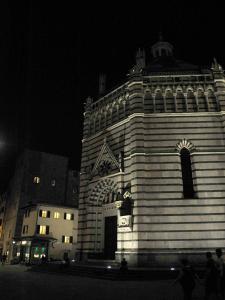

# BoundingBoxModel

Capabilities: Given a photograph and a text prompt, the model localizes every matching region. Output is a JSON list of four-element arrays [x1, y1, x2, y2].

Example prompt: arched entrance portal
[[89, 179, 119, 259]]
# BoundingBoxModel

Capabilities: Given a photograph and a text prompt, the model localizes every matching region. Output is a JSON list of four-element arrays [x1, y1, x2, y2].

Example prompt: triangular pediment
[[91, 138, 121, 177]]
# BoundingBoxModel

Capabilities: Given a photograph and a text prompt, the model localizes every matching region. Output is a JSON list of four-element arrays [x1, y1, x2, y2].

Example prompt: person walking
[[120, 258, 128, 272], [204, 251, 220, 300], [215, 248, 225, 299], [172, 258, 198, 300], [1, 253, 7, 265]]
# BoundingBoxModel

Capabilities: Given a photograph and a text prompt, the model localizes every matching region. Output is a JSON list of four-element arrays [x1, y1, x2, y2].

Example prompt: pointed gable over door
[[91, 137, 121, 178]]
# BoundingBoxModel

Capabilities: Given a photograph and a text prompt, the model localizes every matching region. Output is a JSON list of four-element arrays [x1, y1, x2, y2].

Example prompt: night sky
[[1, 2, 225, 190]]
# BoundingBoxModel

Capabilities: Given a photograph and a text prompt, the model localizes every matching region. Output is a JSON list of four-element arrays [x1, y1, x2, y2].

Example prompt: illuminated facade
[[78, 37, 225, 266], [16, 203, 78, 263], [2, 149, 79, 262], [0, 195, 6, 255]]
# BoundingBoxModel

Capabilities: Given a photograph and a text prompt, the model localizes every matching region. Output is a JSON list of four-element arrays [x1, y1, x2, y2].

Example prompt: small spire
[[212, 57, 223, 71], [99, 73, 106, 95], [135, 48, 146, 69], [84, 96, 93, 111], [158, 32, 163, 42]]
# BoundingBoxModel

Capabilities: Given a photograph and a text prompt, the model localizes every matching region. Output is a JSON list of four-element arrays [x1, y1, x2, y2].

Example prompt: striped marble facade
[[78, 42, 225, 266]]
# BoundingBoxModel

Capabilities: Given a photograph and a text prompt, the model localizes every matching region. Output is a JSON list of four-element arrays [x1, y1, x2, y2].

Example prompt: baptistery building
[[78, 37, 225, 266]]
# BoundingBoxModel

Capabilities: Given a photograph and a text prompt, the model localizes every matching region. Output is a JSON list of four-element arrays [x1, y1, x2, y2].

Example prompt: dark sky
[[1, 1, 225, 190]]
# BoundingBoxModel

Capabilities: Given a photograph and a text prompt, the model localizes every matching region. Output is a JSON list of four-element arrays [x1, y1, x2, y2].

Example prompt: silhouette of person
[[215, 248, 225, 299], [1, 253, 7, 265], [120, 258, 128, 272], [204, 252, 219, 300], [41, 254, 48, 264], [63, 253, 70, 268], [172, 258, 198, 300]]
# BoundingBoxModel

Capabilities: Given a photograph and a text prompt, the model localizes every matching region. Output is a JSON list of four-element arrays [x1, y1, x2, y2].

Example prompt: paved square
[[0, 265, 205, 300]]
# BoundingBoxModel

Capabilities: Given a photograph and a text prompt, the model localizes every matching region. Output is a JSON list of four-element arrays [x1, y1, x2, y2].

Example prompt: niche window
[[180, 148, 195, 198]]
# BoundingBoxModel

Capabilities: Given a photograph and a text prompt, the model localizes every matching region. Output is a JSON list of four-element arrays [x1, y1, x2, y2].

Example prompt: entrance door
[[104, 216, 117, 259]]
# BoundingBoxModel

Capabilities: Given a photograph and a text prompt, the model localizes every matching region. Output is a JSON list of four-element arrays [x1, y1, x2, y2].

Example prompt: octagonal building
[[78, 37, 225, 267]]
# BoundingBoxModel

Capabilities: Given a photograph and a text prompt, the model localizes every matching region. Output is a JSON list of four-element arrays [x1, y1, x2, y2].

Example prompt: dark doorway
[[104, 216, 117, 259]]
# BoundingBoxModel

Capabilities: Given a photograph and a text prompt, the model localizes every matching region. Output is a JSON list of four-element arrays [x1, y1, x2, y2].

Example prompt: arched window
[[207, 90, 218, 111], [165, 90, 175, 112], [144, 92, 154, 113], [155, 91, 164, 112], [187, 90, 197, 112], [180, 148, 194, 198], [197, 90, 207, 111], [176, 91, 186, 112]]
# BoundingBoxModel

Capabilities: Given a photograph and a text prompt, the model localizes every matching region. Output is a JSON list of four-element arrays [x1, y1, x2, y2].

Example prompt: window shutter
[[46, 226, 49, 235], [39, 210, 42, 217], [64, 213, 66, 220], [47, 211, 51, 218], [36, 225, 40, 234], [71, 214, 74, 220], [69, 236, 73, 244], [22, 226, 25, 234], [62, 235, 65, 243]]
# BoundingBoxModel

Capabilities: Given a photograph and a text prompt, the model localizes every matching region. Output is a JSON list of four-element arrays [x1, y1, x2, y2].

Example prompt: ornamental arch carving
[[176, 139, 196, 153], [89, 179, 119, 207]]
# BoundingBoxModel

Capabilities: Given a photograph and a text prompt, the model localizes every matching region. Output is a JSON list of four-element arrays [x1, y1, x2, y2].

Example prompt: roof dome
[[151, 33, 174, 58]]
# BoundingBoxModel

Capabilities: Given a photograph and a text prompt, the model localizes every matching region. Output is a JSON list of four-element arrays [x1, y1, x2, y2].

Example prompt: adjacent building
[[78, 37, 225, 266], [15, 203, 78, 263], [2, 149, 79, 261], [0, 194, 6, 254]]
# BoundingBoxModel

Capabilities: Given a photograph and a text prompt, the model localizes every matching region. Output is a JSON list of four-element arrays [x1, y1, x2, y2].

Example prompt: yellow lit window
[[64, 213, 74, 220], [39, 226, 46, 234], [62, 235, 73, 243], [41, 210, 47, 218], [37, 225, 49, 235], [66, 214, 71, 220], [65, 236, 70, 243], [33, 177, 40, 184], [54, 212, 60, 219], [39, 210, 50, 218]]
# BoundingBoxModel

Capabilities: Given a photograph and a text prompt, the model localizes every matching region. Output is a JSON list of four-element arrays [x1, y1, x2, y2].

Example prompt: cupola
[[151, 33, 174, 58]]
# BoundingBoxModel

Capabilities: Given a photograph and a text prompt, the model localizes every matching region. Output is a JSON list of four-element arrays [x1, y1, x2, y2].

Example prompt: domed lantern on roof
[[151, 33, 174, 58]]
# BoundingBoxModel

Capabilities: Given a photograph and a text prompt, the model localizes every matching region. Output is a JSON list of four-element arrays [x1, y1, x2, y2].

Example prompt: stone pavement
[[0, 264, 205, 300]]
